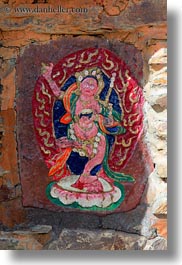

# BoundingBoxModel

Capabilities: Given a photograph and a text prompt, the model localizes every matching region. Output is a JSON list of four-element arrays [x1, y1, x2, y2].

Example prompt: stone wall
[[0, 0, 167, 250]]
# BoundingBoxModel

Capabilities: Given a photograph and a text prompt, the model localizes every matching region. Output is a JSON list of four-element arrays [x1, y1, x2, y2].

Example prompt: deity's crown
[[75, 67, 102, 83], [75, 67, 116, 95], [75, 67, 105, 94]]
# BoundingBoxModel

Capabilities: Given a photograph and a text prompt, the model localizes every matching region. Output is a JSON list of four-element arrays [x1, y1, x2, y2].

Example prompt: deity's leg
[[79, 134, 106, 184]]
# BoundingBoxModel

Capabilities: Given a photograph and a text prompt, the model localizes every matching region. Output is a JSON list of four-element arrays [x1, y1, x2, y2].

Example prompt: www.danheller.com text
[[0, 5, 89, 14]]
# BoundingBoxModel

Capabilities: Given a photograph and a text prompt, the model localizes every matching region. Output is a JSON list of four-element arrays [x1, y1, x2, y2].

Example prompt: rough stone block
[[0, 30, 51, 47], [144, 236, 167, 250], [144, 67, 167, 112], [102, 204, 156, 238], [0, 198, 26, 228], [149, 48, 167, 65], [0, 225, 52, 250], [1, 68, 16, 110], [0, 0, 166, 36], [46, 228, 147, 250], [0, 47, 19, 60], [145, 171, 167, 206], [156, 158, 167, 179], [0, 109, 19, 187], [100, 0, 166, 28], [152, 195, 167, 216]]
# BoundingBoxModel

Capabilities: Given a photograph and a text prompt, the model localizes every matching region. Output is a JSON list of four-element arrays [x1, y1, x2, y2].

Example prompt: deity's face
[[80, 77, 98, 96]]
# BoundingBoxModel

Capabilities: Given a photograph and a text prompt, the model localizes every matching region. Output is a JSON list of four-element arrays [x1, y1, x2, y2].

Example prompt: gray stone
[[101, 205, 156, 239], [144, 237, 167, 250], [145, 171, 167, 205], [0, 225, 53, 250], [60, 212, 101, 230], [114, 233, 147, 250], [45, 228, 147, 250], [30, 225, 52, 234], [0, 231, 43, 250], [0, 236, 19, 250]]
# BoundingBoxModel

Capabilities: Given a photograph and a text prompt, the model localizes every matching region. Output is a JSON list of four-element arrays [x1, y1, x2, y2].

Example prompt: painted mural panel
[[32, 47, 145, 212]]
